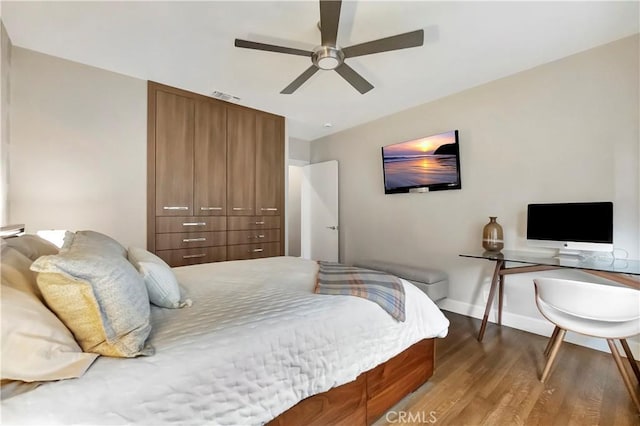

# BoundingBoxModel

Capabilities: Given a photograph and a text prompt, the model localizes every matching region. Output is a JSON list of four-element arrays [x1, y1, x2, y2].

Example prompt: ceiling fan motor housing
[[312, 45, 344, 70]]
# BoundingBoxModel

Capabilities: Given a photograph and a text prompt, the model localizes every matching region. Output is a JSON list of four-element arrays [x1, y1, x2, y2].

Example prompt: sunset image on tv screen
[[382, 130, 460, 192]]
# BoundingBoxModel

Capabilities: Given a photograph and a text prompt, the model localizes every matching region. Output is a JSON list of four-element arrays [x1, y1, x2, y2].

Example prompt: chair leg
[[619, 338, 640, 383], [544, 326, 561, 358], [607, 339, 640, 412], [541, 328, 566, 383]]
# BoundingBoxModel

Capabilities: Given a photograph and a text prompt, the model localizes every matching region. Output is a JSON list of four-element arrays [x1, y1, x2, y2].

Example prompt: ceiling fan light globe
[[312, 45, 344, 70], [317, 56, 340, 70]]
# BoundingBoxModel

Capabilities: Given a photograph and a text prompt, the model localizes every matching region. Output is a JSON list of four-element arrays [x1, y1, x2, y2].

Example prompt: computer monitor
[[526, 202, 613, 255]]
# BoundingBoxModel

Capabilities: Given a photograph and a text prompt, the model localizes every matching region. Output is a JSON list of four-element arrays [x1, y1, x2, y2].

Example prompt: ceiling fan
[[234, 0, 424, 94]]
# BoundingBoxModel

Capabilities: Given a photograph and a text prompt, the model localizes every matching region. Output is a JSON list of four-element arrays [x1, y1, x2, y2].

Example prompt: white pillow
[[1, 245, 98, 382], [5, 234, 59, 261], [1, 284, 99, 382], [127, 247, 192, 309]]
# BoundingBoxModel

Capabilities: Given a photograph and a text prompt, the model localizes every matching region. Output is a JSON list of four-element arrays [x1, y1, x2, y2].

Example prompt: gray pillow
[[61, 230, 126, 258], [31, 234, 153, 358]]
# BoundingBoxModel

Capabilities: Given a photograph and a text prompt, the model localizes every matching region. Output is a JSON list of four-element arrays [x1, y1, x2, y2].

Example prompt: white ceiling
[[2, 1, 639, 141]]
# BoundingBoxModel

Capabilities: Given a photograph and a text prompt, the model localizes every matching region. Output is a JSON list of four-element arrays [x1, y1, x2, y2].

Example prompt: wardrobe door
[[195, 100, 227, 216], [255, 113, 284, 217], [227, 108, 256, 216], [155, 91, 194, 216]]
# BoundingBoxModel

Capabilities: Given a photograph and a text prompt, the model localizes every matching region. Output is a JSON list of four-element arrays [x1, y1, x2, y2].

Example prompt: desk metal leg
[[478, 259, 504, 342]]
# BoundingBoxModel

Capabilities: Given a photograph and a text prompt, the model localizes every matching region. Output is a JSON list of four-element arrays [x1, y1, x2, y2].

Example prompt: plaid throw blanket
[[315, 262, 406, 322]]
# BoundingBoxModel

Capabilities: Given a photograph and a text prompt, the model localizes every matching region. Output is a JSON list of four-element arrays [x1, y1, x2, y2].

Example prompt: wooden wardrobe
[[147, 82, 285, 267]]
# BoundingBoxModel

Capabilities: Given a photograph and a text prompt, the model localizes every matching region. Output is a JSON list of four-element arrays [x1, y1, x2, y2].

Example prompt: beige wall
[[10, 47, 299, 251], [9, 47, 147, 247], [6, 32, 638, 351], [287, 165, 303, 257], [1, 21, 11, 226], [311, 36, 639, 347], [289, 137, 310, 163], [287, 137, 310, 257]]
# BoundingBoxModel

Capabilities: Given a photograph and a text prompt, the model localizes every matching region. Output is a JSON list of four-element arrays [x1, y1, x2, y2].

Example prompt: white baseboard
[[437, 298, 639, 360]]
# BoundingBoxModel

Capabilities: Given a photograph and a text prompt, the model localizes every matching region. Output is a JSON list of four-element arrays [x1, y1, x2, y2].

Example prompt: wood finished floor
[[374, 311, 639, 426]]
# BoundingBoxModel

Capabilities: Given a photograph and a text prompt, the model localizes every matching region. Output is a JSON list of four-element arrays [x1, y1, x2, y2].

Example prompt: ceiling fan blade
[[319, 0, 342, 46], [281, 66, 320, 94], [335, 63, 373, 94], [235, 39, 312, 57], [343, 29, 424, 58]]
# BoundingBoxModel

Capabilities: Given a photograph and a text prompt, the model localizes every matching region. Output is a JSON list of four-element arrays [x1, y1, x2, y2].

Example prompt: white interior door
[[301, 160, 339, 262]]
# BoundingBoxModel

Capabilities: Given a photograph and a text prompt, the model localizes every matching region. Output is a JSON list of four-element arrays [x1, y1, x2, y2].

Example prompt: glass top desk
[[459, 250, 640, 342]]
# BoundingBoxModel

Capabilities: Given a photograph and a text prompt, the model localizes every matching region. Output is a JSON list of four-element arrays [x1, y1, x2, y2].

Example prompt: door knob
[[326, 226, 338, 230]]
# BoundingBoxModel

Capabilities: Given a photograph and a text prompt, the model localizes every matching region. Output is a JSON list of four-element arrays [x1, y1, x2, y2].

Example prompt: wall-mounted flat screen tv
[[381, 130, 461, 194]]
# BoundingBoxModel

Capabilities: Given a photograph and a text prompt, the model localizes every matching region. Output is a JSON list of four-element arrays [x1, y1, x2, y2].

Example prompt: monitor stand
[[553, 249, 585, 262]]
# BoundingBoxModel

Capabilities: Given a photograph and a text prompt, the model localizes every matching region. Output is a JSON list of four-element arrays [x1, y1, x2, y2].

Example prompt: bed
[[1, 232, 449, 425]]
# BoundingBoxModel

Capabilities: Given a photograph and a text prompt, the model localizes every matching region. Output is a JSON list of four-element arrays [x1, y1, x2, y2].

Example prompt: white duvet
[[1, 257, 449, 426]]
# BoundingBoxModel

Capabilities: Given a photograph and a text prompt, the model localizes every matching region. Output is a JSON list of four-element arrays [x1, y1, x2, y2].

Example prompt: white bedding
[[1, 257, 449, 426]]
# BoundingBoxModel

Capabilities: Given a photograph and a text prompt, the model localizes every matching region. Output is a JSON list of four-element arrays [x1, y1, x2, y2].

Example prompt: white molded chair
[[533, 278, 640, 412]]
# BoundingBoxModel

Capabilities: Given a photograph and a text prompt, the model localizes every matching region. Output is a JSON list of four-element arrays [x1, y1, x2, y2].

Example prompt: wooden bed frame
[[268, 338, 435, 425]]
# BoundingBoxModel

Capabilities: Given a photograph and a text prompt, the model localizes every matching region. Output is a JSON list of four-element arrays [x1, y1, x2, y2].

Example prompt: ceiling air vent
[[211, 91, 240, 102]]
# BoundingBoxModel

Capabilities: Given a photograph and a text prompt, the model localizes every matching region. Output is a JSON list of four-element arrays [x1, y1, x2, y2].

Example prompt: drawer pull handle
[[260, 208, 278, 211], [247, 234, 265, 239], [183, 222, 206, 226], [200, 207, 222, 211], [250, 248, 264, 253], [255, 221, 265, 225], [232, 207, 253, 211], [183, 253, 206, 259], [163, 206, 189, 210], [183, 238, 206, 242]]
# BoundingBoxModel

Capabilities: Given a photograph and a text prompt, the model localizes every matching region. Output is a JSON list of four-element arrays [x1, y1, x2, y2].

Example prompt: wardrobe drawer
[[227, 242, 281, 261], [156, 216, 227, 233], [156, 247, 227, 267], [227, 216, 280, 231], [155, 231, 226, 250], [227, 229, 280, 246]]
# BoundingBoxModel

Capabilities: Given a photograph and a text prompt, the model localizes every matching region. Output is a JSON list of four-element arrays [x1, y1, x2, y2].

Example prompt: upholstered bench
[[354, 260, 449, 302]]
